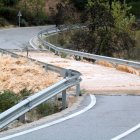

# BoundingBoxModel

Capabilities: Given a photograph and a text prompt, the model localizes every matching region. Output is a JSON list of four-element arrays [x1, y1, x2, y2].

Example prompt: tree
[[55, 2, 80, 26], [1, 0, 20, 6], [17, 0, 47, 25], [68, 0, 135, 57], [111, 1, 135, 37], [70, 0, 88, 10], [19, 0, 45, 17]]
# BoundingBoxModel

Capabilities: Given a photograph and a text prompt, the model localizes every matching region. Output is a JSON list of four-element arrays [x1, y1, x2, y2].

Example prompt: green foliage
[[0, 90, 20, 112], [70, 0, 88, 10], [0, 0, 20, 6], [111, 1, 135, 37], [60, 52, 67, 58], [0, 89, 33, 112], [36, 102, 60, 117], [86, 0, 114, 31], [129, 1, 140, 18], [18, 0, 47, 26], [0, 7, 18, 24], [0, 0, 47, 26], [55, 3, 80, 26], [63, 0, 136, 57], [20, 0, 45, 17], [69, 29, 135, 57], [0, 18, 9, 27], [19, 88, 32, 99]]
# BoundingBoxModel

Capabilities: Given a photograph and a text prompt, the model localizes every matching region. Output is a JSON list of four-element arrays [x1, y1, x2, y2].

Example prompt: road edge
[[0, 95, 96, 140]]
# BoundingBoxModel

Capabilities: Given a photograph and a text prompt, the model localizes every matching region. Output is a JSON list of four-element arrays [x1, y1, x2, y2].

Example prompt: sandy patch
[[16, 51, 140, 95], [0, 54, 60, 93]]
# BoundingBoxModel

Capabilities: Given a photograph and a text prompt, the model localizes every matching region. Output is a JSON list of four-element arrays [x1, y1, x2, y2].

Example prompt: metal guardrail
[[0, 48, 81, 129], [38, 25, 140, 69]]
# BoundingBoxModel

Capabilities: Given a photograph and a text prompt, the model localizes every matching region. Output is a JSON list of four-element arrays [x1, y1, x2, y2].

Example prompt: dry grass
[[96, 60, 140, 76], [96, 60, 114, 68], [0, 54, 60, 94], [116, 65, 140, 76]]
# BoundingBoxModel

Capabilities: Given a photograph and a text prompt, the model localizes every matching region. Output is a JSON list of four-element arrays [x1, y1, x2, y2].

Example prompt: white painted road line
[[29, 37, 39, 50], [0, 95, 96, 140], [111, 123, 140, 140]]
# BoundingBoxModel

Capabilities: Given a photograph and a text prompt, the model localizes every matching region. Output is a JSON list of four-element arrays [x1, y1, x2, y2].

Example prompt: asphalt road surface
[[1, 26, 140, 140], [0, 26, 52, 49], [1, 95, 140, 140]]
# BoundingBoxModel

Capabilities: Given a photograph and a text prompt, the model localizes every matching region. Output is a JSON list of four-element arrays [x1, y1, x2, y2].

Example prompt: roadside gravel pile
[[0, 54, 59, 93]]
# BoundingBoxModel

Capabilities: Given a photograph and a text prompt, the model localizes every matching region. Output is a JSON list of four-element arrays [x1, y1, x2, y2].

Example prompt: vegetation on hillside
[[0, 0, 139, 27], [0, 0, 139, 58], [0, 0, 48, 26], [0, 55, 60, 114], [0, 89, 31, 112], [130, 1, 140, 18], [52, 0, 138, 58]]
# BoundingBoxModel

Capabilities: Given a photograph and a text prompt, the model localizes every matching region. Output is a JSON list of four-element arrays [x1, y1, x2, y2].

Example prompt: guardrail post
[[62, 90, 67, 109], [76, 83, 81, 96], [67, 70, 72, 77], [18, 114, 26, 123], [55, 50, 58, 55], [45, 64, 48, 71], [49, 46, 51, 52]]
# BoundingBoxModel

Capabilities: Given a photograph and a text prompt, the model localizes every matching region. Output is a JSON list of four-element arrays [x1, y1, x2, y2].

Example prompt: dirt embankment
[[0, 54, 60, 94]]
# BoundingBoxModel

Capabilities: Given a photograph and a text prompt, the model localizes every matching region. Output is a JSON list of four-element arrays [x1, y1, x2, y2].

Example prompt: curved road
[[0, 26, 52, 49], [1, 95, 140, 140], [0, 26, 140, 140]]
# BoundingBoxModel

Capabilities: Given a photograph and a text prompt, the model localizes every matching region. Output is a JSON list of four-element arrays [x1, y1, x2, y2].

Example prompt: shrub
[[0, 7, 18, 24], [19, 88, 32, 99], [1, 0, 20, 6], [0, 90, 20, 112], [20, 19, 29, 27], [61, 52, 67, 58], [0, 18, 9, 27], [130, 1, 140, 18], [36, 102, 60, 117], [0, 89, 33, 113]]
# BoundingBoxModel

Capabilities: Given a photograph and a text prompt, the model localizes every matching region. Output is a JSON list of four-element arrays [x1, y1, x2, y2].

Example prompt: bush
[[20, 19, 29, 27], [0, 90, 20, 112], [1, 0, 20, 6], [0, 18, 9, 27], [36, 102, 60, 117], [0, 7, 18, 24], [19, 88, 32, 99], [19, 9, 48, 26], [0, 89, 33, 113], [60, 52, 67, 58], [130, 2, 140, 18]]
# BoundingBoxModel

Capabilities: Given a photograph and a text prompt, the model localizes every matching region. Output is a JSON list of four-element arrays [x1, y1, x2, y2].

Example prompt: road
[[0, 26, 53, 49], [0, 26, 140, 140], [1, 95, 140, 140]]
